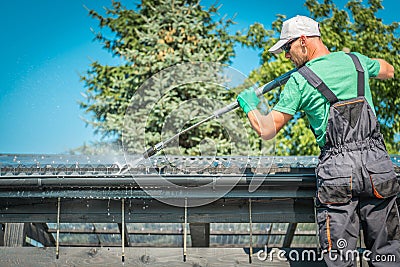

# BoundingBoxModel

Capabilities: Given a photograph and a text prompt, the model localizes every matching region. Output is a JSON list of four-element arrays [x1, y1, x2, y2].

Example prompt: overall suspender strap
[[346, 53, 365, 97], [298, 53, 366, 103], [298, 66, 339, 104]]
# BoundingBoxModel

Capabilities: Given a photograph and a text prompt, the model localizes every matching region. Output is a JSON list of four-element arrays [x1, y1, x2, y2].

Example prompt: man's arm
[[374, 58, 394, 79], [247, 109, 293, 140]]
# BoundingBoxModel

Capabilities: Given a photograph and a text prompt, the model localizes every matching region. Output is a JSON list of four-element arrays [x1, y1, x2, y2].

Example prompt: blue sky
[[0, 0, 398, 154]]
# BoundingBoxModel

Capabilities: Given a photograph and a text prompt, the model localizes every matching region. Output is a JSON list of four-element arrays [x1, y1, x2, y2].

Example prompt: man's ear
[[300, 36, 306, 46]]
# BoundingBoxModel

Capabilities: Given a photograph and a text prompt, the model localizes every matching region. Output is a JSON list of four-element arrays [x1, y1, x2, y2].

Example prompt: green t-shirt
[[273, 51, 381, 147]]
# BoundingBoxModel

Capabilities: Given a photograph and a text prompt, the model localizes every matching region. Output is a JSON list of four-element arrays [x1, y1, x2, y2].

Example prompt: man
[[237, 15, 400, 266]]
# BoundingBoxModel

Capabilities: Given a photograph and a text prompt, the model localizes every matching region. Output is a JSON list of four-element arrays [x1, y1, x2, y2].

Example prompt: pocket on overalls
[[317, 164, 352, 204], [366, 157, 400, 198]]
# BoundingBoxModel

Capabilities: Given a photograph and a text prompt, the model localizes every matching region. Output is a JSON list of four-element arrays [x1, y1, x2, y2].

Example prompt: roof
[[0, 154, 398, 266]]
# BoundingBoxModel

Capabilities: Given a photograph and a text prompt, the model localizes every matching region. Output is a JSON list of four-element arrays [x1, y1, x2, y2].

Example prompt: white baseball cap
[[268, 15, 320, 54]]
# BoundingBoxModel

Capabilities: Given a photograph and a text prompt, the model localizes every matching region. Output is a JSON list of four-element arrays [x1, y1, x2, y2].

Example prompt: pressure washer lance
[[142, 68, 297, 159], [117, 68, 297, 174]]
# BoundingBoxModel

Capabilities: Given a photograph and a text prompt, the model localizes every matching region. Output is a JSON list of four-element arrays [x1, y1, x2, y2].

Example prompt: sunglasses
[[282, 38, 299, 53]]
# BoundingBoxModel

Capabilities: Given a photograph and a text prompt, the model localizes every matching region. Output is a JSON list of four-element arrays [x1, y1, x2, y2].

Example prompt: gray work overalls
[[299, 53, 400, 267]]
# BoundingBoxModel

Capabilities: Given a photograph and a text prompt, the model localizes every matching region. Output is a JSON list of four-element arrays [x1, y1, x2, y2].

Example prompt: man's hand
[[237, 88, 260, 115]]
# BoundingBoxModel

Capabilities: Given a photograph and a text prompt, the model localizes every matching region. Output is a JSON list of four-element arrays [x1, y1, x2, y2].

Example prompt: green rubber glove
[[237, 88, 260, 115]]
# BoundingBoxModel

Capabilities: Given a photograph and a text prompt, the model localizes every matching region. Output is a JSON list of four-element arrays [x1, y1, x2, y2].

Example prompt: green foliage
[[275, 117, 321, 156], [243, 0, 400, 155], [80, 0, 246, 155]]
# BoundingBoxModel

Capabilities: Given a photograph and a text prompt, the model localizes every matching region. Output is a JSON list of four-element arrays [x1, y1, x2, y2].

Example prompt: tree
[[243, 0, 400, 155], [80, 0, 255, 156]]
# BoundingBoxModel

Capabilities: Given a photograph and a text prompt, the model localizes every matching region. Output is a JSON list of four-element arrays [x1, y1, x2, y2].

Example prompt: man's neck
[[308, 41, 330, 61]]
